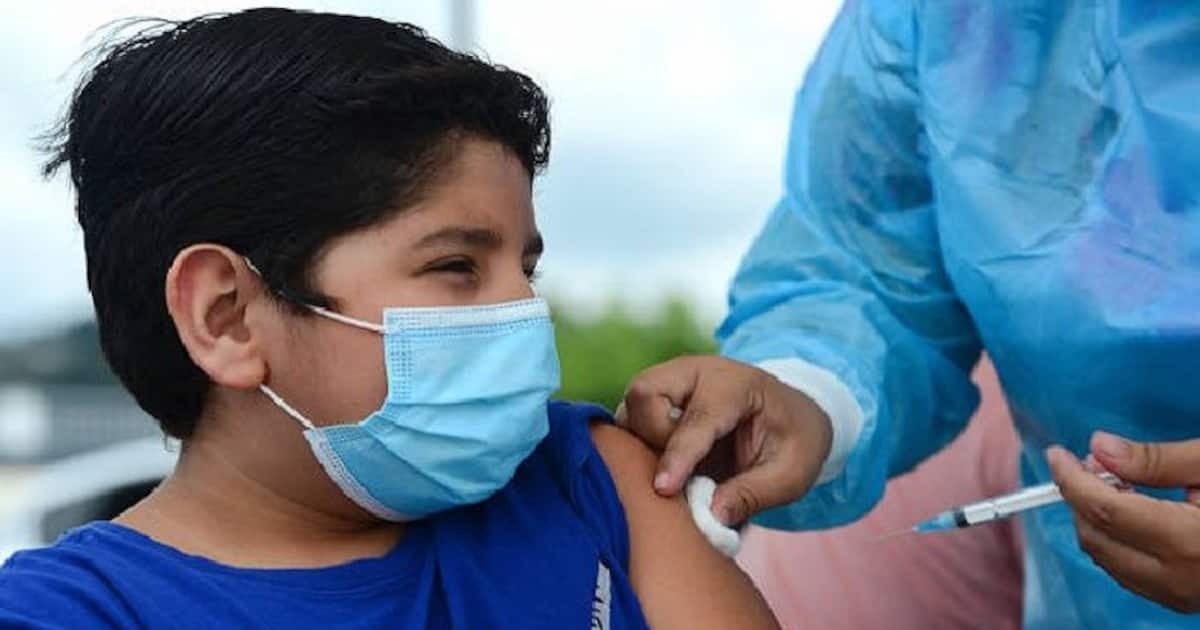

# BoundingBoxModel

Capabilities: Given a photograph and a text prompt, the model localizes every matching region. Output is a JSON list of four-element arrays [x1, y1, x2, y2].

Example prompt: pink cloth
[[737, 358, 1024, 629]]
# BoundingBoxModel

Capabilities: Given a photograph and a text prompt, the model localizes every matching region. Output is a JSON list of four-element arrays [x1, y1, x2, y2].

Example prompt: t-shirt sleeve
[[0, 549, 129, 629], [543, 401, 632, 568]]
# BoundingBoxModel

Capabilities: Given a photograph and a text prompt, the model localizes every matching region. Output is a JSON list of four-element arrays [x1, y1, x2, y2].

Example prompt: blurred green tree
[[552, 296, 717, 411]]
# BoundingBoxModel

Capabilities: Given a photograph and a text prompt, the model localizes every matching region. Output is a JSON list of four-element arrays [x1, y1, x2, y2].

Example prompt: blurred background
[[0, 0, 839, 556]]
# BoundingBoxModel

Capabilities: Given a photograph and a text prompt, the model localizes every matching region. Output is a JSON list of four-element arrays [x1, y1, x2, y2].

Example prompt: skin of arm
[[590, 422, 781, 630]]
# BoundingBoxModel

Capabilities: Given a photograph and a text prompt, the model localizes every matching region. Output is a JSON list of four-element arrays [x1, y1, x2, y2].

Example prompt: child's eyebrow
[[413, 226, 543, 257], [414, 226, 502, 250]]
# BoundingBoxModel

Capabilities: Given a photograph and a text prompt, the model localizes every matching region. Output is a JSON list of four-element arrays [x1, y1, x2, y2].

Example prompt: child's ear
[[165, 244, 267, 389]]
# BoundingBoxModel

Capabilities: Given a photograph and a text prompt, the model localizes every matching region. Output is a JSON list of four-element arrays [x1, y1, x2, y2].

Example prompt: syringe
[[912, 471, 1125, 533]]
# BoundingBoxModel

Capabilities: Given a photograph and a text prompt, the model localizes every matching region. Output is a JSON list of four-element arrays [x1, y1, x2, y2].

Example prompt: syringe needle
[[870, 527, 916, 544]]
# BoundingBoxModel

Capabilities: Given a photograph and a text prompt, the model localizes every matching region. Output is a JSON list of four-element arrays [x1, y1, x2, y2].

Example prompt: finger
[[657, 378, 751, 495], [618, 359, 698, 449], [1047, 444, 1088, 486], [618, 388, 675, 447], [1074, 516, 1167, 603], [615, 401, 681, 426], [711, 445, 810, 527], [1091, 431, 1200, 488], [1049, 446, 1197, 553]]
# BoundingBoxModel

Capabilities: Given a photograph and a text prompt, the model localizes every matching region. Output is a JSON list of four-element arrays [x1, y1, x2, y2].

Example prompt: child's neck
[[114, 428, 405, 570]]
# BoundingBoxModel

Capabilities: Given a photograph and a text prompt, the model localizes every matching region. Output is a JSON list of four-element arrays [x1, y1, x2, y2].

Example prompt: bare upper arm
[[589, 422, 780, 630]]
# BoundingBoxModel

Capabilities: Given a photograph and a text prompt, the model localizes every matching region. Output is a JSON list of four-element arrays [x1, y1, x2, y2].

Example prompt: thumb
[[710, 457, 812, 527], [1091, 431, 1200, 488]]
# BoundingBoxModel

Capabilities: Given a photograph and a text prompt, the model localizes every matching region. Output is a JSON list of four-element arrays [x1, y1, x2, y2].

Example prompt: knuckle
[[748, 363, 772, 386], [1086, 500, 1117, 530], [730, 485, 761, 524], [745, 380, 767, 415], [712, 357, 747, 382], [1074, 521, 1108, 560], [624, 378, 656, 402], [675, 354, 708, 372], [1141, 442, 1165, 485], [681, 404, 716, 429], [1077, 528, 1100, 555]]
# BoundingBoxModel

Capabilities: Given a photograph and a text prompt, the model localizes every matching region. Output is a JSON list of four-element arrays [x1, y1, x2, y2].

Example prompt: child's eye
[[430, 258, 477, 275], [524, 267, 542, 282]]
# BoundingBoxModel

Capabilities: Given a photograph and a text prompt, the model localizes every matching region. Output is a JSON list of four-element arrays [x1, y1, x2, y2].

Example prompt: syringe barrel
[[959, 472, 1121, 526], [960, 483, 1060, 524]]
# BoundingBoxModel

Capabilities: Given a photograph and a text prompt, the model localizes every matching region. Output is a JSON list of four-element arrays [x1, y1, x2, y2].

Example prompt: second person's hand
[[1048, 432, 1200, 612], [614, 355, 833, 526]]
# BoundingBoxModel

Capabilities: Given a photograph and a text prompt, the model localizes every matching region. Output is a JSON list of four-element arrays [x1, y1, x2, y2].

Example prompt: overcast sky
[[0, 0, 839, 341]]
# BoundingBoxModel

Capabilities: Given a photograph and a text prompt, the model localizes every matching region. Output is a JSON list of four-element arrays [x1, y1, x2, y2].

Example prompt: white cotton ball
[[685, 476, 741, 558]]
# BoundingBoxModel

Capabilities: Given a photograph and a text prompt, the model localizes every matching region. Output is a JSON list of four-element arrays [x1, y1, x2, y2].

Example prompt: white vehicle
[[0, 437, 177, 563]]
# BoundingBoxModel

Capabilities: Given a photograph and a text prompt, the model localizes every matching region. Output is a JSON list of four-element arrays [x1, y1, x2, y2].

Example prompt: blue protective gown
[[718, 2, 1200, 627]]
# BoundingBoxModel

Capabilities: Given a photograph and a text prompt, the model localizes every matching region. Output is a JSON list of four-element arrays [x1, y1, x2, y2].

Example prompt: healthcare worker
[[616, 2, 1200, 627]]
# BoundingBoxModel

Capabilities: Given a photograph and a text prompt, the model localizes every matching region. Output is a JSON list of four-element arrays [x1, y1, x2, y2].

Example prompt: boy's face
[[257, 137, 544, 429]]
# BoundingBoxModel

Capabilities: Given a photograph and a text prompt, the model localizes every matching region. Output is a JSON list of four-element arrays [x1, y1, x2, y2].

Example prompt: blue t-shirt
[[0, 401, 649, 629]]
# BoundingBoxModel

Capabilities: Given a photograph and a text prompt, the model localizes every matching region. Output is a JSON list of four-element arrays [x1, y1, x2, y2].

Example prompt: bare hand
[[614, 355, 832, 526], [1047, 432, 1200, 613]]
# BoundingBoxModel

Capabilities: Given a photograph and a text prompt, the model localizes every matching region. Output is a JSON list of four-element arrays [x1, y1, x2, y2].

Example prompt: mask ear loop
[[242, 256, 383, 430], [259, 384, 317, 430], [242, 257, 384, 334], [303, 305, 385, 334]]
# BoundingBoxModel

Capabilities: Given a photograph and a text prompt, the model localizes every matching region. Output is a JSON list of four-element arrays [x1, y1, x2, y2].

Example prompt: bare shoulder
[[587, 422, 779, 630], [588, 421, 662, 491]]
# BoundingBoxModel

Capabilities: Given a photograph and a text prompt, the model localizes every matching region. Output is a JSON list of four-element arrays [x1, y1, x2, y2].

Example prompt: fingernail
[[1044, 446, 1075, 470], [717, 505, 735, 527], [653, 472, 670, 492], [1094, 432, 1131, 462]]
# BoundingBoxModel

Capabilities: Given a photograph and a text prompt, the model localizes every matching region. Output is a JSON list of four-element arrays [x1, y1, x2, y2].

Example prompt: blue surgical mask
[[258, 295, 561, 521]]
